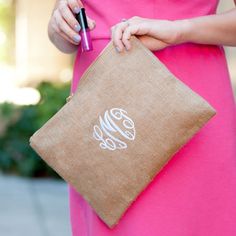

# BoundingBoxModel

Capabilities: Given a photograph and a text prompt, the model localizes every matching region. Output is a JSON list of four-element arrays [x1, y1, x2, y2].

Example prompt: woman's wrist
[[173, 18, 193, 45], [173, 9, 236, 47]]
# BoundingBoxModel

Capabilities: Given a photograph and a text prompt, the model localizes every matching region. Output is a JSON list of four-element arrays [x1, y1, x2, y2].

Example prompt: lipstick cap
[[76, 8, 88, 29]]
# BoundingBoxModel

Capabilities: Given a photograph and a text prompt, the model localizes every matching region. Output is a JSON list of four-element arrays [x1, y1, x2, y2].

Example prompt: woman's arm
[[184, 8, 236, 47], [48, 0, 95, 54], [111, 4, 236, 52]]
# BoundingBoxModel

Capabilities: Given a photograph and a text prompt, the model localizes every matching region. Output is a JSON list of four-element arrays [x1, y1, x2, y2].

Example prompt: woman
[[48, 0, 236, 235]]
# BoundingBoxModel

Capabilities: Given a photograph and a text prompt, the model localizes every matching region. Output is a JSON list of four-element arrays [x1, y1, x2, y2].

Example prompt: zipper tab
[[66, 93, 74, 103]]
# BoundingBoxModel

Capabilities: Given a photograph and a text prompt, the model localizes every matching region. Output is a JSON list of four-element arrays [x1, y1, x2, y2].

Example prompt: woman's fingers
[[122, 22, 149, 50], [59, 18, 81, 44], [52, 0, 96, 46], [111, 21, 130, 52], [121, 24, 140, 50], [59, 27, 80, 45], [111, 17, 146, 52], [60, 1, 96, 32], [51, 17, 78, 45], [58, 1, 81, 32], [54, 9, 81, 45], [87, 16, 96, 30], [67, 0, 84, 13], [111, 16, 170, 52]]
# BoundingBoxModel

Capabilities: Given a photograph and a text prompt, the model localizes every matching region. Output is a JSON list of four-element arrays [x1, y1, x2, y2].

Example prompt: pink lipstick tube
[[76, 8, 93, 52]]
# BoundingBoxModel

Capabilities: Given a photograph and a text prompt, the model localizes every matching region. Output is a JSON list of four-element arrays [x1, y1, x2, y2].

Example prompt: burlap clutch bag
[[29, 36, 216, 228]]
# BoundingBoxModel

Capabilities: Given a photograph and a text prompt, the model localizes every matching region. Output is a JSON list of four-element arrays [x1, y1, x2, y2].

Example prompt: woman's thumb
[[87, 16, 96, 30]]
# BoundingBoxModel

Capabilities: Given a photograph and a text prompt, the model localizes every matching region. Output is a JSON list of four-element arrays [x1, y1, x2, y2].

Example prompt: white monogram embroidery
[[92, 108, 136, 151]]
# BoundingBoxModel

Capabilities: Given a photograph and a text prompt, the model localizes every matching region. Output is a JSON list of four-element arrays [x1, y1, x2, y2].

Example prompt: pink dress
[[69, 0, 236, 235]]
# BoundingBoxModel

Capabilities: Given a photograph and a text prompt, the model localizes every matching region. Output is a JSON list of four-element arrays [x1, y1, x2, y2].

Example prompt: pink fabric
[[69, 1, 236, 235]]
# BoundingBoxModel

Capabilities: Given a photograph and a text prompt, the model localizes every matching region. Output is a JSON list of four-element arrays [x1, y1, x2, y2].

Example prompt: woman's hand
[[111, 7, 236, 52], [111, 16, 189, 52], [48, 0, 96, 53]]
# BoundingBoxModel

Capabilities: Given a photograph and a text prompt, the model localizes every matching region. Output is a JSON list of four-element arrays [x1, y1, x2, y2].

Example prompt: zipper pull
[[66, 93, 74, 103]]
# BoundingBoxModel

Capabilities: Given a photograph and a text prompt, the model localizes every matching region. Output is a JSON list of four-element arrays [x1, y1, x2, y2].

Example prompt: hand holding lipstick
[[48, 0, 95, 53]]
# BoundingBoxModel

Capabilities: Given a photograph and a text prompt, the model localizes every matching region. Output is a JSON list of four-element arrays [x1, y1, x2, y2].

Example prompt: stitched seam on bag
[[71, 40, 114, 97]]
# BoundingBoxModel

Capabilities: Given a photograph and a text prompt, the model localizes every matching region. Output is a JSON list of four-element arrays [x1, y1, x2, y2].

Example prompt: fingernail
[[73, 35, 81, 43], [125, 46, 129, 51], [115, 46, 121, 53], [75, 24, 81, 32], [74, 7, 80, 14]]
